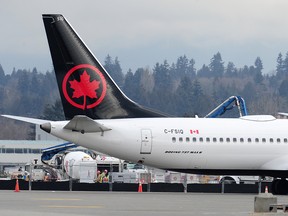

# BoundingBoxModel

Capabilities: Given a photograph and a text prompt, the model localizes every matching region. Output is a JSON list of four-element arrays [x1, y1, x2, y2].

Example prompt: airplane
[[3, 14, 288, 195]]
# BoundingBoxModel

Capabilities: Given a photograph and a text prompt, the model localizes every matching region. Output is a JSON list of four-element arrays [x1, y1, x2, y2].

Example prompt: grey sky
[[1, 0, 288, 74]]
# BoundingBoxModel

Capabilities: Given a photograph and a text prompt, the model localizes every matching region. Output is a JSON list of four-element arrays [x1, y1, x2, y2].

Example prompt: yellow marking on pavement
[[41, 205, 103, 209]]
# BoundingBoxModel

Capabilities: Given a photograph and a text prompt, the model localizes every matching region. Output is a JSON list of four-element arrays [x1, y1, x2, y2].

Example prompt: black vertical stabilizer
[[42, 14, 167, 120]]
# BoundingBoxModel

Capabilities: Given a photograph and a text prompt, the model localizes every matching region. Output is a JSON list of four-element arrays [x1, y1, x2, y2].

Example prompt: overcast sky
[[1, 0, 288, 74]]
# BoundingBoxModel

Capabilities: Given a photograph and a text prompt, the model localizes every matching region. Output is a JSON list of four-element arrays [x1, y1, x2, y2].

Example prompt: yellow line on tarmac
[[41, 205, 103, 209]]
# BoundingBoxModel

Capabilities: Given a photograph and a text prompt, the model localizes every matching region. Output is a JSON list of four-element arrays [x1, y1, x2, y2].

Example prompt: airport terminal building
[[0, 126, 73, 172], [0, 140, 62, 172]]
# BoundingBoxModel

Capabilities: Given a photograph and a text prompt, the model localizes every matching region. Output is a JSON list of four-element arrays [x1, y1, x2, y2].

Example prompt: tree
[[174, 55, 196, 79], [282, 52, 288, 78], [209, 52, 224, 77], [153, 60, 172, 91], [17, 70, 30, 94], [197, 64, 210, 77], [174, 76, 194, 116], [254, 57, 263, 84], [276, 53, 285, 78], [0, 64, 5, 85], [41, 99, 65, 120], [104, 55, 124, 87], [123, 69, 135, 99], [188, 58, 196, 79], [279, 79, 288, 98], [225, 62, 237, 77]]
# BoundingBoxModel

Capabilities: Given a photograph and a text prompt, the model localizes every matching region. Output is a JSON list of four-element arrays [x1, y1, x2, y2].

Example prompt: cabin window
[[240, 138, 244, 143], [255, 138, 259, 143], [277, 138, 281, 143], [219, 138, 223, 142], [179, 137, 183, 142], [199, 137, 203, 142], [284, 138, 288, 143], [206, 138, 210, 142], [247, 138, 252, 143], [213, 137, 217, 142], [192, 137, 197, 142], [172, 137, 176, 143], [233, 138, 237, 142], [186, 137, 190, 142], [262, 138, 266, 143], [226, 138, 230, 142], [269, 138, 273, 143]]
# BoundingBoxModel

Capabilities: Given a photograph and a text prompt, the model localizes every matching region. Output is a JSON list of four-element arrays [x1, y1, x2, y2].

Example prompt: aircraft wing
[[64, 115, 111, 133], [1, 115, 51, 125]]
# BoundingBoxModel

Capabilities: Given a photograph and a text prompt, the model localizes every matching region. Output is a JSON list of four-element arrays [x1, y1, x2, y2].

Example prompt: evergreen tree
[[197, 64, 210, 77], [276, 53, 285, 78], [254, 57, 263, 84], [209, 52, 224, 77], [0, 64, 5, 85], [225, 62, 237, 77], [151, 60, 175, 113], [41, 99, 65, 120], [30, 68, 40, 94], [153, 60, 171, 91], [17, 70, 30, 94], [188, 58, 196, 79], [174, 76, 193, 116], [104, 55, 124, 87], [279, 79, 288, 98], [175, 55, 195, 79], [283, 52, 288, 78], [123, 69, 135, 99]]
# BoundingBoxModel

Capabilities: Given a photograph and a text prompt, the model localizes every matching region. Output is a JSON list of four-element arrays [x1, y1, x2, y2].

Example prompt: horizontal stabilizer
[[1, 115, 50, 125], [278, 112, 288, 117], [64, 115, 111, 133]]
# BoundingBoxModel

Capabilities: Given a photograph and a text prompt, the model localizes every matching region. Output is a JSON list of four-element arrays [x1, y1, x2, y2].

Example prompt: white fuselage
[[48, 116, 288, 177]]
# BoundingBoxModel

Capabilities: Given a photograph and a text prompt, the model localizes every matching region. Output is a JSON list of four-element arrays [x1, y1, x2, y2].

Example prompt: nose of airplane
[[40, 122, 51, 133]]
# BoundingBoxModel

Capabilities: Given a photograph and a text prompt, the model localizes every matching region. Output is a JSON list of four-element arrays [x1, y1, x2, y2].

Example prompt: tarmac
[[1, 190, 288, 216]]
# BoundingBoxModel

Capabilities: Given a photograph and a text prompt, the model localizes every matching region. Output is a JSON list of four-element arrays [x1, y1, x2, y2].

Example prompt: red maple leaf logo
[[62, 64, 107, 110], [69, 70, 100, 109]]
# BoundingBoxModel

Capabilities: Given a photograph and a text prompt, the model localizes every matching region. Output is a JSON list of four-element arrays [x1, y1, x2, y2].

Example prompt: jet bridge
[[205, 96, 248, 118]]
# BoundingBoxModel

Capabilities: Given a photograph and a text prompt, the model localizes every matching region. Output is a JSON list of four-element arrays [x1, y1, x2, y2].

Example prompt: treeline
[[1, 51, 288, 139], [108, 52, 288, 117]]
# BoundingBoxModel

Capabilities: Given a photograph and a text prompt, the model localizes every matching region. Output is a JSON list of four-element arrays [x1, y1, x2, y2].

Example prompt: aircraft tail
[[42, 14, 166, 120]]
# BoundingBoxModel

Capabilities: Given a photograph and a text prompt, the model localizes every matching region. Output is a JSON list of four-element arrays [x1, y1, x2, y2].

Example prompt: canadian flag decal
[[190, 129, 199, 134]]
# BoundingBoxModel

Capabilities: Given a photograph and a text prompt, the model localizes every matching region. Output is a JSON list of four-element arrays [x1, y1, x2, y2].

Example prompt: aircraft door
[[140, 129, 152, 154]]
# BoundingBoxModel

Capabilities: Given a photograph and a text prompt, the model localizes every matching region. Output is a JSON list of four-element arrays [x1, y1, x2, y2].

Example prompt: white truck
[[59, 151, 97, 182], [219, 175, 272, 184]]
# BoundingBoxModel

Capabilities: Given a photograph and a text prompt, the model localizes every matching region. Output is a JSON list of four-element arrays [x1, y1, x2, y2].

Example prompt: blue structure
[[41, 142, 77, 161], [205, 96, 248, 118]]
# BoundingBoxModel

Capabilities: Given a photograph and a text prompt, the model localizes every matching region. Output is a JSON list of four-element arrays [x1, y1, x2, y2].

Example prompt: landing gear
[[271, 178, 288, 195]]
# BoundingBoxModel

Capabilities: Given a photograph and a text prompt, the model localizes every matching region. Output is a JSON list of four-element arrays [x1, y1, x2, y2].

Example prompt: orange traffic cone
[[265, 186, 268, 193], [138, 182, 143, 192], [14, 179, 20, 192]]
